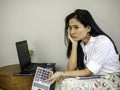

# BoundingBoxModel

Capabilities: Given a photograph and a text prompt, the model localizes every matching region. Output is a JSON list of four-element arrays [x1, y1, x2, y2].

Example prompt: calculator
[[31, 67, 53, 90]]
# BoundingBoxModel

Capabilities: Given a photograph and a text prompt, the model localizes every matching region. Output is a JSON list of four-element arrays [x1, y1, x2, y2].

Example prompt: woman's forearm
[[60, 68, 93, 77], [67, 44, 78, 70]]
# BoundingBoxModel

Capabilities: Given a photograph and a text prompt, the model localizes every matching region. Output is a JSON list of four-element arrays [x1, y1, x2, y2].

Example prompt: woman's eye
[[68, 26, 79, 30], [74, 26, 79, 29]]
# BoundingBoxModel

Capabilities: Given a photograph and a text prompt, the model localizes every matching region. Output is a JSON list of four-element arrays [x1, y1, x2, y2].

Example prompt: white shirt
[[81, 35, 120, 75]]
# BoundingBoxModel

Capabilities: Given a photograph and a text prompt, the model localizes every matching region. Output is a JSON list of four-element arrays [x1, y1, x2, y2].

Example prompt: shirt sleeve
[[86, 36, 112, 74]]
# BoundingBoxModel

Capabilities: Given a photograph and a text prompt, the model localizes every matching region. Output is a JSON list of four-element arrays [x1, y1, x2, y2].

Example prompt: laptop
[[13, 40, 55, 76]]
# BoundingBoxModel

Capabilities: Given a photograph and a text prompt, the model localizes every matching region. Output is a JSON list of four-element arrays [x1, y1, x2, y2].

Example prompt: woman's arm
[[45, 68, 93, 85], [67, 44, 78, 70], [62, 68, 93, 77], [67, 30, 78, 70]]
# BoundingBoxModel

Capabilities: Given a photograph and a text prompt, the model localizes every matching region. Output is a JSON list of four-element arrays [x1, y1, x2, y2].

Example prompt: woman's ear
[[87, 25, 91, 32]]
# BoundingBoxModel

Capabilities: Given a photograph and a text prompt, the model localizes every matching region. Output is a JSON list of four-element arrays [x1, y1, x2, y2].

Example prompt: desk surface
[[0, 64, 21, 75]]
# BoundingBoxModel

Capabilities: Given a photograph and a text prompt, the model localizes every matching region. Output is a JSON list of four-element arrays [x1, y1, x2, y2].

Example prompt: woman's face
[[68, 18, 90, 43]]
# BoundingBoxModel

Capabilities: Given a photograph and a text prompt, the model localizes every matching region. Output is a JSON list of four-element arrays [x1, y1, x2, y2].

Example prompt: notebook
[[13, 40, 55, 75]]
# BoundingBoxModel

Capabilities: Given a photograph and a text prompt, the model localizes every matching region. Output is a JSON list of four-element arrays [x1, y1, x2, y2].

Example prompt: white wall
[[0, 0, 120, 70]]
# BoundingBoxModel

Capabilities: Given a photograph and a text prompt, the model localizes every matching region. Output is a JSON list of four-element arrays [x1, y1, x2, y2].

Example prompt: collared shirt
[[80, 35, 120, 75]]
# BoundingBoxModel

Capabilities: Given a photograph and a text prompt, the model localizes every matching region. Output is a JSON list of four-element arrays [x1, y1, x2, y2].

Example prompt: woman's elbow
[[84, 68, 93, 76]]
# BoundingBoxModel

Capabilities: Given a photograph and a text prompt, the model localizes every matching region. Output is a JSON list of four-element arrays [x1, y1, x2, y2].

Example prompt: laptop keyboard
[[24, 63, 46, 73], [23, 63, 55, 74]]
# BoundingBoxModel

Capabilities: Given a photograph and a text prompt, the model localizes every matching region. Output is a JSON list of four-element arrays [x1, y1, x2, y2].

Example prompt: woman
[[45, 9, 120, 85]]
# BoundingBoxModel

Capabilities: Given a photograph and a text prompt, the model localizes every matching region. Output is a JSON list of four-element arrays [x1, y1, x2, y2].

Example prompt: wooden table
[[0, 64, 34, 90]]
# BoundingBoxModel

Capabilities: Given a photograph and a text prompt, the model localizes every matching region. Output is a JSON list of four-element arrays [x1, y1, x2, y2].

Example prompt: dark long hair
[[64, 9, 118, 70]]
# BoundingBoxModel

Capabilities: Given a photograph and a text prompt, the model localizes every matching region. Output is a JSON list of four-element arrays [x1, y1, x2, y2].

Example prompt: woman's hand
[[68, 30, 78, 46], [45, 71, 63, 85]]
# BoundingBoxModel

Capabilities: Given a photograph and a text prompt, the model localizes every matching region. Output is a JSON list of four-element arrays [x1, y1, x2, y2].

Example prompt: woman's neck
[[82, 34, 91, 45]]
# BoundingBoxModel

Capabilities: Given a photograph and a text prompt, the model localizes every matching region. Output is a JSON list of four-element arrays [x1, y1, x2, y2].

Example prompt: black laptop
[[13, 40, 55, 75]]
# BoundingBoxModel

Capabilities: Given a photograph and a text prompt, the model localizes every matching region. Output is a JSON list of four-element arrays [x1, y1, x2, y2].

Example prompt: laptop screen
[[16, 40, 31, 71]]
